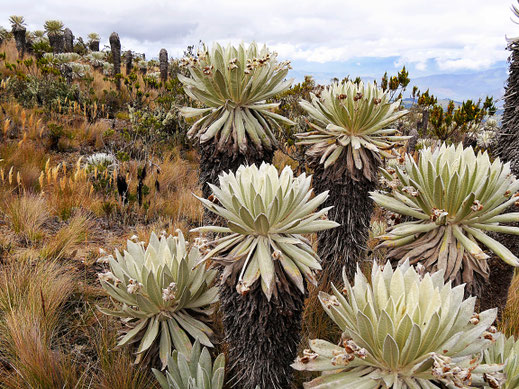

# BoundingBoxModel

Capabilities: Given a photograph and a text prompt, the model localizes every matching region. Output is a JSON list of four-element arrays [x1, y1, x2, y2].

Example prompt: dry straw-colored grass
[[40, 211, 92, 261], [2, 192, 48, 243], [1, 312, 83, 389], [0, 259, 79, 388], [1, 141, 48, 191]]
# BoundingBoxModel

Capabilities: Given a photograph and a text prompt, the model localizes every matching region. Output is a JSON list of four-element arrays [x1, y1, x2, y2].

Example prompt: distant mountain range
[[408, 68, 507, 104], [290, 67, 508, 104]]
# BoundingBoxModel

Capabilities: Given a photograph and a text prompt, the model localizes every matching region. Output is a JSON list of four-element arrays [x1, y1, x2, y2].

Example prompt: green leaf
[[137, 316, 160, 353]]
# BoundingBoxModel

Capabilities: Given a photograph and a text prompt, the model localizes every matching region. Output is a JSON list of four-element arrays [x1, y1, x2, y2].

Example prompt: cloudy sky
[[2, 0, 516, 82]]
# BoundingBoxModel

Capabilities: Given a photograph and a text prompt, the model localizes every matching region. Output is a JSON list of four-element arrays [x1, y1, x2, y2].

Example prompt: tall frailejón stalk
[[194, 163, 338, 389], [489, 0, 519, 313], [160, 48, 168, 83], [63, 27, 74, 53], [44, 20, 65, 53], [297, 80, 408, 285], [9, 15, 26, 58], [109, 32, 121, 90]]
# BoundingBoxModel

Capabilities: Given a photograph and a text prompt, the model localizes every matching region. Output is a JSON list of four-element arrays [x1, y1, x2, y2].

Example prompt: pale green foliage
[[483, 333, 519, 388], [293, 261, 503, 388], [9, 15, 25, 28], [85, 51, 108, 67], [179, 42, 294, 154], [297, 81, 408, 178], [371, 144, 519, 290], [193, 163, 338, 300], [43, 20, 64, 36], [43, 52, 81, 64], [97, 231, 218, 368], [84, 152, 117, 173], [87, 32, 100, 42], [33, 30, 45, 39], [153, 339, 225, 389]]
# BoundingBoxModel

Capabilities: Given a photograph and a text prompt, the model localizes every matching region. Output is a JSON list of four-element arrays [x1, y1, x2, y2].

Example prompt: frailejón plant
[[295, 80, 409, 285], [193, 162, 338, 389], [293, 260, 504, 388], [371, 143, 519, 292], [193, 162, 339, 299], [152, 339, 225, 389], [97, 231, 218, 368], [179, 42, 294, 154], [483, 333, 519, 388], [297, 80, 408, 180]]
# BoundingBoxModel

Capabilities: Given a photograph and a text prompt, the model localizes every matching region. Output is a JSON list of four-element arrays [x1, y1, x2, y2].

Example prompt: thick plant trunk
[[125, 50, 133, 75], [407, 128, 419, 154], [418, 109, 429, 135], [63, 28, 74, 52], [109, 32, 121, 90], [89, 40, 99, 51], [25, 38, 34, 55], [220, 280, 304, 389], [201, 142, 294, 388], [12, 26, 26, 58], [312, 156, 378, 286], [159, 48, 168, 83], [485, 40, 519, 314], [496, 41, 519, 174], [49, 33, 64, 53], [477, 254, 514, 318], [199, 142, 274, 198]]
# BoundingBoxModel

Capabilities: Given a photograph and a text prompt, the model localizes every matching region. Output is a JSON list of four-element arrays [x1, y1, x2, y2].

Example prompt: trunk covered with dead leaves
[[88, 40, 99, 51], [159, 48, 168, 83], [219, 278, 304, 389], [109, 32, 121, 90], [125, 50, 133, 75], [496, 41, 519, 175], [487, 40, 519, 314], [311, 151, 378, 286], [12, 25, 26, 58], [48, 33, 64, 54], [63, 28, 74, 52]]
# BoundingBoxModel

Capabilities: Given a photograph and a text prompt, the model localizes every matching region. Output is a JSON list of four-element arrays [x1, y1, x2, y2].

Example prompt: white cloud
[[1, 0, 514, 71], [416, 61, 427, 71]]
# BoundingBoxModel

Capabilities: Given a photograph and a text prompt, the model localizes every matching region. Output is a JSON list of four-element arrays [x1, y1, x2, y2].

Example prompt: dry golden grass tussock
[[0, 259, 81, 388], [145, 150, 203, 225], [0, 41, 38, 78], [1, 141, 48, 190], [2, 192, 48, 243], [0, 260, 76, 335], [40, 211, 92, 261], [1, 311, 84, 389], [77, 120, 110, 149], [1, 105, 45, 141], [154, 149, 194, 191], [42, 160, 96, 219]]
